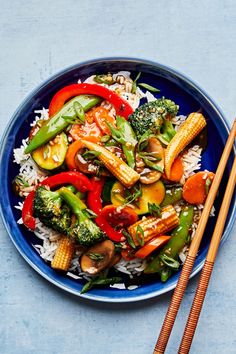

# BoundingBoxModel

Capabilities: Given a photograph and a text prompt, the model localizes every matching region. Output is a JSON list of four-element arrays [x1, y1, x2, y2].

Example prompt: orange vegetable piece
[[90, 106, 116, 135], [69, 120, 102, 143], [65, 140, 84, 170], [135, 235, 171, 259], [168, 156, 184, 182], [162, 156, 184, 182], [183, 171, 215, 204]]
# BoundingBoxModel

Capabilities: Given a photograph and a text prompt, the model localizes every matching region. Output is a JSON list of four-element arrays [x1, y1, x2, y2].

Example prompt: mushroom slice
[[139, 137, 164, 184], [80, 240, 115, 275]]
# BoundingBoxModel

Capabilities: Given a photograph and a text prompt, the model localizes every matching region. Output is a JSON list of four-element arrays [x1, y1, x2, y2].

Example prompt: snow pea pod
[[161, 186, 182, 207], [144, 205, 194, 278], [25, 95, 101, 154], [107, 115, 137, 168]]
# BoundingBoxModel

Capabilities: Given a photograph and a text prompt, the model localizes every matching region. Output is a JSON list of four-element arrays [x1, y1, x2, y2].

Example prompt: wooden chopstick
[[153, 120, 236, 354], [178, 153, 236, 353]]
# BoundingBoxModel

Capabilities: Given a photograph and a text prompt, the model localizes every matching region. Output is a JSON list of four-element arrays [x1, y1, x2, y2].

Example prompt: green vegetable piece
[[135, 225, 145, 246], [205, 177, 212, 195], [60, 187, 106, 247], [116, 116, 137, 169], [94, 73, 115, 85], [32, 132, 68, 171], [161, 187, 183, 207], [88, 253, 104, 261], [148, 203, 161, 217], [73, 101, 85, 123], [131, 72, 141, 94], [82, 150, 101, 160], [33, 185, 72, 234], [138, 83, 160, 92], [101, 179, 116, 204], [107, 116, 137, 169], [137, 130, 155, 152], [144, 205, 194, 279], [100, 135, 111, 143], [25, 95, 102, 154], [129, 98, 179, 138], [81, 276, 122, 294], [122, 230, 136, 249], [159, 254, 180, 270], [157, 119, 176, 145], [142, 156, 164, 172], [123, 184, 142, 206]]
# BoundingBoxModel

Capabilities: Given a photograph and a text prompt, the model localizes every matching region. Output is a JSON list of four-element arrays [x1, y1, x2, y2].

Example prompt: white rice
[[12, 73, 212, 287]]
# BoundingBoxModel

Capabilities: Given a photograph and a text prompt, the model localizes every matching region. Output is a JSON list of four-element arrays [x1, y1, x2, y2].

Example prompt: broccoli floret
[[40, 205, 72, 234], [68, 217, 106, 247], [60, 187, 106, 247], [157, 119, 177, 145], [34, 185, 62, 218], [33, 185, 72, 234], [129, 97, 179, 138]]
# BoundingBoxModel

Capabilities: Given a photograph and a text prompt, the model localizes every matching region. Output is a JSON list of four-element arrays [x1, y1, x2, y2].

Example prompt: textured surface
[[0, 1, 236, 353]]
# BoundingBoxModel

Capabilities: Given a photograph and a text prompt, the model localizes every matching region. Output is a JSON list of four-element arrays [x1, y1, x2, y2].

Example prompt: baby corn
[[51, 236, 75, 272], [128, 205, 179, 246], [165, 113, 206, 179], [81, 140, 140, 188]]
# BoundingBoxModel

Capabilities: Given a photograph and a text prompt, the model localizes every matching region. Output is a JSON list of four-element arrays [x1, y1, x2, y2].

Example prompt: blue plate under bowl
[[0, 57, 235, 302]]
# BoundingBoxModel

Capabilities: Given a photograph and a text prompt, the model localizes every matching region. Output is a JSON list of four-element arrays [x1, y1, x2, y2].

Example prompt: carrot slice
[[134, 235, 171, 259], [69, 120, 102, 143], [91, 106, 116, 135], [65, 141, 84, 170], [162, 156, 184, 182], [183, 171, 215, 204], [168, 156, 184, 182]]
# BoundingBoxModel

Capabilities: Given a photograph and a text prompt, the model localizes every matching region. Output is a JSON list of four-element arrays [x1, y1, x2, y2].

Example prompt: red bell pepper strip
[[100, 205, 138, 227], [22, 191, 36, 230], [41, 171, 92, 193], [48, 83, 134, 119], [96, 215, 123, 242], [87, 176, 105, 214], [22, 171, 92, 231], [87, 177, 123, 242]]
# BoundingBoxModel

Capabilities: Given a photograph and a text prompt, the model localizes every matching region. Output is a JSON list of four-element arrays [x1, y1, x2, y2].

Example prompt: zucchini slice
[[111, 180, 165, 215], [32, 133, 68, 170]]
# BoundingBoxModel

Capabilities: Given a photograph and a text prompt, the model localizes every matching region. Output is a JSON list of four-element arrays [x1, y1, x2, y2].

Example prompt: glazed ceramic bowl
[[0, 58, 235, 302]]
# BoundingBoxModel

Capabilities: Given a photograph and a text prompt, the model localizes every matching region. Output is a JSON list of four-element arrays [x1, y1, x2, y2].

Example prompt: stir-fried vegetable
[[60, 187, 106, 247], [81, 140, 140, 188], [183, 171, 215, 204], [129, 98, 179, 138], [107, 115, 137, 168], [144, 205, 194, 280], [48, 83, 134, 118], [51, 236, 75, 272], [80, 240, 115, 275], [135, 235, 171, 259], [32, 132, 68, 170], [128, 205, 179, 246], [111, 180, 165, 215], [25, 95, 101, 154], [165, 113, 206, 179], [161, 186, 183, 207]]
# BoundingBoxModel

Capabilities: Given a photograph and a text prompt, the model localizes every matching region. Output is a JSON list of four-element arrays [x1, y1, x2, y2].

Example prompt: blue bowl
[[0, 57, 235, 302]]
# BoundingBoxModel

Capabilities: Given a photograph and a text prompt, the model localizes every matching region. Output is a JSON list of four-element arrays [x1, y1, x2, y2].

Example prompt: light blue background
[[0, 1, 236, 353]]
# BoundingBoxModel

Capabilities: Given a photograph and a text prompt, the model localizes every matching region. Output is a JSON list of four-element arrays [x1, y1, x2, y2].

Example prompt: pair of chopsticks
[[154, 120, 236, 354]]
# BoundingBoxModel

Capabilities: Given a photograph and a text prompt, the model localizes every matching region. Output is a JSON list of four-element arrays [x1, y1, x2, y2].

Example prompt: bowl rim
[[0, 56, 235, 303]]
